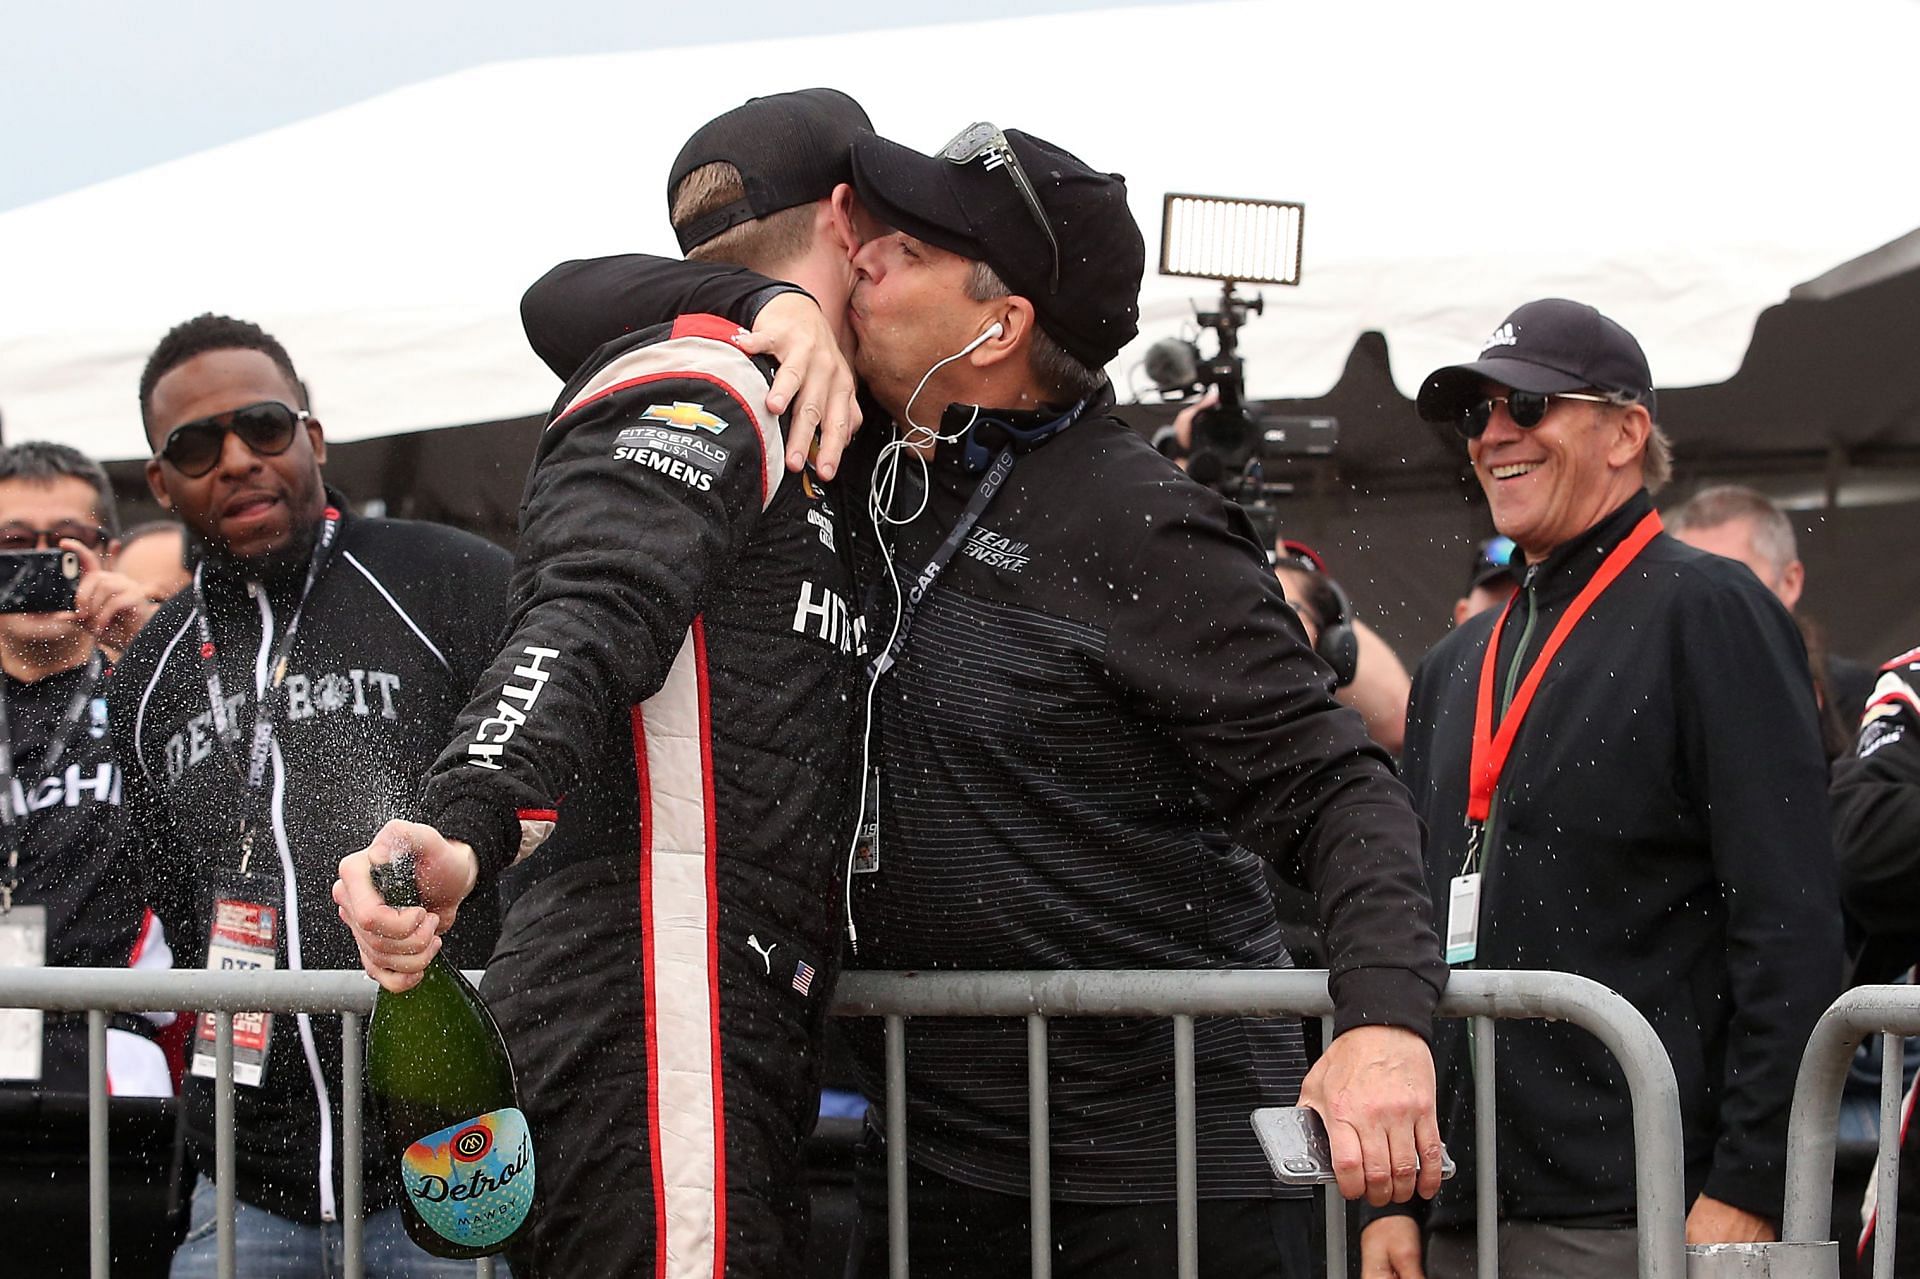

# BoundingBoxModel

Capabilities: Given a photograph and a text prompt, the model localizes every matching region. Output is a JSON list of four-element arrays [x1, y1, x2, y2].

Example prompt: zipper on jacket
[[250, 584, 338, 1223]]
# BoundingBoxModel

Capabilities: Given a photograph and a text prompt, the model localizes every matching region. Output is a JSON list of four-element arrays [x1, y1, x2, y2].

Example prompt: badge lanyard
[[0, 651, 105, 912], [867, 445, 1015, 681], [186, 509, 339, 1090], [191, 506, 342, 874], [1447, 510, 1662, 965], [848, 444, 1016, 892]]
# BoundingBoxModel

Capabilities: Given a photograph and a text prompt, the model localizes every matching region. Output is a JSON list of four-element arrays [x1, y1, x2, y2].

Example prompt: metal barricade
[[0, 967, 494, 1279], [1781, 984, 1920, 1279], [0, 967, 1688, 1279], [834, 968, 1689, 1279]]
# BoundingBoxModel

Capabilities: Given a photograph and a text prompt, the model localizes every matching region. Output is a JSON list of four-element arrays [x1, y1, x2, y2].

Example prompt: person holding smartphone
[[0, 441, 176, 1274]]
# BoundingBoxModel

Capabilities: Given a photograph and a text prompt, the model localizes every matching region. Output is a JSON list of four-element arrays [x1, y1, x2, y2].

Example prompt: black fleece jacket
[[1400, 492, 1842, 1226]]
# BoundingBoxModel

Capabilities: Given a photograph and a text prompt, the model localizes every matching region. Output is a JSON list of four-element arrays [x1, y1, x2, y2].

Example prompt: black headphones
[[1278, 540, 1358, 688], [1315, 576, 1359, 688]]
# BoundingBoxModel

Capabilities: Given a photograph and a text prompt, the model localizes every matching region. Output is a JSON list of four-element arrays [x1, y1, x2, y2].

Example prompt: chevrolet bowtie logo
[[641, 401, 728, 435]]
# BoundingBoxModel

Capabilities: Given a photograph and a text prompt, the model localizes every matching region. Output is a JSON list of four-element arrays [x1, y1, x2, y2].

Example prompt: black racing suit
[[422, 314, 863, 1277], [1833, 648, 1920, 1272], [112, 506, 511, 1225]]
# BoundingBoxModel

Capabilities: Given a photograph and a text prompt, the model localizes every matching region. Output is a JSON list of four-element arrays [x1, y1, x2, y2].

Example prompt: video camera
[[1144, 194, 1336, 547]]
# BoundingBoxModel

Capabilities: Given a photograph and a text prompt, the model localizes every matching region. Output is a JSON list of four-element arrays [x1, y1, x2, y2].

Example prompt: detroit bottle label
[[401, 1106, 536, 1248]]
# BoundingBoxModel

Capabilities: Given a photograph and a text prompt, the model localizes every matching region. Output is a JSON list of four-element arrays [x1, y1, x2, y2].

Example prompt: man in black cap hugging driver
[[512, 117, 1451, 1275]]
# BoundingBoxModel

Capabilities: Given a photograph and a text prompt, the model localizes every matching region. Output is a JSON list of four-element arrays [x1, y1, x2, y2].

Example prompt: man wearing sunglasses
[[107, 314, 511, 1277], [505, 119, 1447, 1277], [1366, 299, 1842, 1278]]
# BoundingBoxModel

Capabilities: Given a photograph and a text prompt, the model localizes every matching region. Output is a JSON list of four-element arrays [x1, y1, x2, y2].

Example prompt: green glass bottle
[[365, 854, 535, 1258]]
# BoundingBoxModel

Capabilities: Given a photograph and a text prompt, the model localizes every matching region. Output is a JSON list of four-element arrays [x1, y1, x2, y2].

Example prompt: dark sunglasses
[[0, 521, 110, 554], [158, 401, 308, 477], [1456, 389, 1620, 439], [940, 122, 1061, 295]]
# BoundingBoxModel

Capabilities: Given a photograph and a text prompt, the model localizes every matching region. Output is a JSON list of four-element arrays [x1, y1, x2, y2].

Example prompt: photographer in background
[[0, 441, 175, 1275], [1274, 541, 1413, 756], [1452, 536, 1519, 627]]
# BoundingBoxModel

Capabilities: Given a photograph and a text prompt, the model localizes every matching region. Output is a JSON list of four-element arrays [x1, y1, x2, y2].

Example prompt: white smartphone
[[1250, 1105, 1456, 1186]]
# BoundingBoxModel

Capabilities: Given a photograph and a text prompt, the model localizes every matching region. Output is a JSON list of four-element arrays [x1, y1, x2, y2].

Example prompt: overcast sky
[[0, 0, 1182, 211]]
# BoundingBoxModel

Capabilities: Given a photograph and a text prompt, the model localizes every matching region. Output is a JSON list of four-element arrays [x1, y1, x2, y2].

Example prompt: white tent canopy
[[3, 0, 1917, 459]]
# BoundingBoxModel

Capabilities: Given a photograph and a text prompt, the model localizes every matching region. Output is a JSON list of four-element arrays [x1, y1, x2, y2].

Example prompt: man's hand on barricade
[[1299, 1023, 1443, 1206], [1685, 1194, 1776, 1245], [63, 538, 157, 661], [734, 291, 862, 482], [1359, 1216, 1426, 1279], [332, 819, 478, 993]]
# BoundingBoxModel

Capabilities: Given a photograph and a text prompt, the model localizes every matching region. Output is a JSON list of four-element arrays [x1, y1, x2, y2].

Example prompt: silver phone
[[1250, 1105, 1455, 1186]]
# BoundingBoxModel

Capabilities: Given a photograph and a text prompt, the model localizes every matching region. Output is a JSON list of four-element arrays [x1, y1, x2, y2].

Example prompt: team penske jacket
[[422, 313, 862, 939], [110, 506, 511, 1223]]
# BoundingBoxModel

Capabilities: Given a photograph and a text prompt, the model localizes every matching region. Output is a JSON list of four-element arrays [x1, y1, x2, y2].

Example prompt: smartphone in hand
[[1251, 1105, 1455, 1185], [0, 551, 79, 614]]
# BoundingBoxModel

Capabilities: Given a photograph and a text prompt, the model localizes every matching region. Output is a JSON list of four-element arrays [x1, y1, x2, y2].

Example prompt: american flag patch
[[792, 960, 816, 996]]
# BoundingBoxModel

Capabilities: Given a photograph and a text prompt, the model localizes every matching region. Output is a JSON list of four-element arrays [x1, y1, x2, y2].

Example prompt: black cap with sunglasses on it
[[850, 124, 1145, 370], [667, 88, 874, 255], [1415, 298, 1657, 430]]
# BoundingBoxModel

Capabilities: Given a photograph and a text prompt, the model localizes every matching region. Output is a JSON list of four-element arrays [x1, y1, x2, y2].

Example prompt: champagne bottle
[[366, 853, 535, 1258]]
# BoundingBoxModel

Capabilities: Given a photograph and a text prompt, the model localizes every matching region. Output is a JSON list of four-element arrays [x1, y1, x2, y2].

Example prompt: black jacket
[[1832, 653, 1920, 1269], [1832, 648, 1920, 960], [517, 255, 1445, 1203], [0, 658, 165, 1092], [111, 504, 511, 1223], [1401, 492, 1842, 1225]]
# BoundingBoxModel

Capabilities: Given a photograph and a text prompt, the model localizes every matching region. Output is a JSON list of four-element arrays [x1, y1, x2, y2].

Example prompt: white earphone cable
[[840, 322, 998, 948]]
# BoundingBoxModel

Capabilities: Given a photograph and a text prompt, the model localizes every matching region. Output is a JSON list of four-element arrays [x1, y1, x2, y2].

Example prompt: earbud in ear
[[953, 321, 1006, 361]]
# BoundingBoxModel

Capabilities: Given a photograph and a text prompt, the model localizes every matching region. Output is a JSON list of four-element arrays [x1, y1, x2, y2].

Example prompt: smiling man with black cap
[[1366, 300, 1843, 1278], [334, 88, 873, 1278]]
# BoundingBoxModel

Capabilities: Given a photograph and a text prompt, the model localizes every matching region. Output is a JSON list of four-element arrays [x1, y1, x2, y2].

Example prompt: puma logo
[[747, 934, 777, 975]]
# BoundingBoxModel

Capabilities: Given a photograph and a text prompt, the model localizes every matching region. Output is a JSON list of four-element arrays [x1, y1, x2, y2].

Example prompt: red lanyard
[[1466, 510, 1664, 823]]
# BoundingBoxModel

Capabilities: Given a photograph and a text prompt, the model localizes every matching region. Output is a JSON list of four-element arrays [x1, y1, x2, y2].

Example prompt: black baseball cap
[[1466, 535, 1519, 593], [1415, 298, 1657, 424], [850, 126, 1145, 370], [668, 88, 873, 254]]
